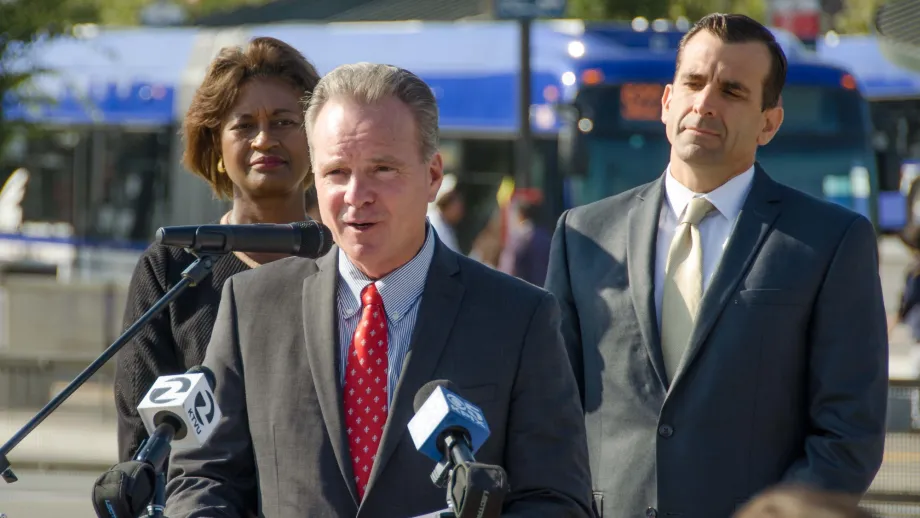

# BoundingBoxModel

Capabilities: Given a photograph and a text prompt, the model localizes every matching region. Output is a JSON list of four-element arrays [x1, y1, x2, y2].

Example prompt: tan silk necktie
[[660, 196, 716, 383]]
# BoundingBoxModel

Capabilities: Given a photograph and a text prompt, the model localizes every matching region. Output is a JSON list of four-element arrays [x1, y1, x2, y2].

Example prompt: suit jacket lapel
[[627, 176, 669, 390], [363, 240, 464, 499], [668, 164, 783, 391], [302, 246, 360, 507]]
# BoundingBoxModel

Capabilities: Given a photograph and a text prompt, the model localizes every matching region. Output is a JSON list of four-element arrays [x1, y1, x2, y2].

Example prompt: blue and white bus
[[818, 33, 920, 233], [1, 20, 880, 273]]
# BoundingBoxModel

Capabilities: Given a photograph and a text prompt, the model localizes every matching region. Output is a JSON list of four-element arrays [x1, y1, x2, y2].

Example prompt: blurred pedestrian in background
[[498, 192, 551, 286], [426, 172, 464, 252]]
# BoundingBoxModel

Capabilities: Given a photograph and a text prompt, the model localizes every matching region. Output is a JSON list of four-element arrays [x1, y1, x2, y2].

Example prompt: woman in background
[[114, 36, 320, 462]]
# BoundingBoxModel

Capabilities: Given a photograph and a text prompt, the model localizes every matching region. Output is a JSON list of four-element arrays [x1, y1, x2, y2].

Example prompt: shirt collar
[[337, 224, 436, 321], [664, 164, 755, 222]]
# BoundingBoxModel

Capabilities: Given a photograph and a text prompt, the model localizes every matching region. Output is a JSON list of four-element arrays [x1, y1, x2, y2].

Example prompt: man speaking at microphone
[[164, 62, 593, 517]]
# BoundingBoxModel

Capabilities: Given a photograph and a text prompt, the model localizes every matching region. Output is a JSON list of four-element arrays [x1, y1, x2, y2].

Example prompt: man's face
[[661, 30, 783, 176], [311, 95, 443, 278]]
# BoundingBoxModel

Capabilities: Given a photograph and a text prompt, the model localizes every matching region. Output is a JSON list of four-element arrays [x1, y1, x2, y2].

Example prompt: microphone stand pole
[[0, 250, 220, 485], [426, 435, 509, 518], [429, 434, 475, 517], [133, 420, 178, 518], [430, 457, 457, 518]]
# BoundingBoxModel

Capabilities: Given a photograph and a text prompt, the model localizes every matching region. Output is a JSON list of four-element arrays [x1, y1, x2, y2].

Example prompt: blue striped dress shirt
[[336, 225, 435, 405]]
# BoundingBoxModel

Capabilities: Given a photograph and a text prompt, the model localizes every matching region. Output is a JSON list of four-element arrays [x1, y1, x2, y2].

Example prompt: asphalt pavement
[[0, 469, 99, 518]]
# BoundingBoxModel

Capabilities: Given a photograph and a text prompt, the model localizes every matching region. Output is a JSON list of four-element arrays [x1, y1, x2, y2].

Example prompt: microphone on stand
[[409, 381, 489, 475], [91, 366, 221, 518], [155, 220, 333, 258], [407, 380, 509, 518], [0, 226, 222, 488]]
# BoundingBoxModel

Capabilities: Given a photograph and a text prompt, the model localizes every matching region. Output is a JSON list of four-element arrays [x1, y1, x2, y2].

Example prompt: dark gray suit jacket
[[164, 240, 594, 518], [544, 165, 888, 518]]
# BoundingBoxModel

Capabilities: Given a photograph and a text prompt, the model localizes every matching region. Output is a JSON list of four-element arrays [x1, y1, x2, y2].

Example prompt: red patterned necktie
[[344, 283, 389, 500]]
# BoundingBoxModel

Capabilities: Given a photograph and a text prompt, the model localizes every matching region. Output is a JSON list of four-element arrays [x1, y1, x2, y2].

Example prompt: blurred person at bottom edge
[[733, 485, 877, 518]]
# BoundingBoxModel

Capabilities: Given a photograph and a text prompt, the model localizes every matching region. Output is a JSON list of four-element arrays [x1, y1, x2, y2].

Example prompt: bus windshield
[[566, 83, 876, 219]]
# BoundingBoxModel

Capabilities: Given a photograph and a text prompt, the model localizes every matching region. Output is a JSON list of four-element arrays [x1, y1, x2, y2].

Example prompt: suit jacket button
[[646, 507, 658, 518], [658, 424, 674, 438]]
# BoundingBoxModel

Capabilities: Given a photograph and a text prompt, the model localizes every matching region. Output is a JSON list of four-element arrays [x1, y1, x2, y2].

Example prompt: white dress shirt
[[654, 165, 755, 325], [336, 224, 435, 405]]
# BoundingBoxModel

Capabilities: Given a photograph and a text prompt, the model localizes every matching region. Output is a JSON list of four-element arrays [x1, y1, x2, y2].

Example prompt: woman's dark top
[[114, 243, 251, 462]]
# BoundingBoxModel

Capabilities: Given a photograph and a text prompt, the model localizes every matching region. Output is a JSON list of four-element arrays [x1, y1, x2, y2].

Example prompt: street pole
[[516, 16, 532, 189]]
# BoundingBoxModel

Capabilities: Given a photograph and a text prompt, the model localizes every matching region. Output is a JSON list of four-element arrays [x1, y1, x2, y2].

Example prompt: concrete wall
[[0, 275, 130, 357], [0, 275, 128, 410]]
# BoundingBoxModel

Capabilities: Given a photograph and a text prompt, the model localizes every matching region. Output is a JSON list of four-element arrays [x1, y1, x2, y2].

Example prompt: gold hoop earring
[[217, 158, 226, 173]]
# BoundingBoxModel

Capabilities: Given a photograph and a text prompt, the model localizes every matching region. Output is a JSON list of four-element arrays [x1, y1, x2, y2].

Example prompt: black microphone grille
[[186, 365, 215, 391], [293, 220, 334, 258], [413, 380, 460, 413]]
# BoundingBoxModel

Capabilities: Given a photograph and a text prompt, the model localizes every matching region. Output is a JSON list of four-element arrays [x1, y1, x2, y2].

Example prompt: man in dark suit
[[544, 13, 888, 518], [164, 62, 593, 517]]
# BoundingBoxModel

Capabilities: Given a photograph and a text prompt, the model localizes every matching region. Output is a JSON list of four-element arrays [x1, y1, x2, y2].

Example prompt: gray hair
[[304, 62, 439, 163]]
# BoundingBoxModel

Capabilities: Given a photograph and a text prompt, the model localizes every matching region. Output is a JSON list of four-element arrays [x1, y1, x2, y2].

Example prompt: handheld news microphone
[[155, 220, 333, 258], [136, 365, 220, 458], [408, 380, 490, 469], [92, 366, 222, 518], [407, 381, 508, 518]]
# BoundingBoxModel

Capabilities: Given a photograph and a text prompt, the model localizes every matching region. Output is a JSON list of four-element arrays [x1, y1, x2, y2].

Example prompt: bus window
[[10, 127, 172, 245], [16, 130, 90, 231], [85, 129, 171, 243], [868, 99, 920, 229]]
